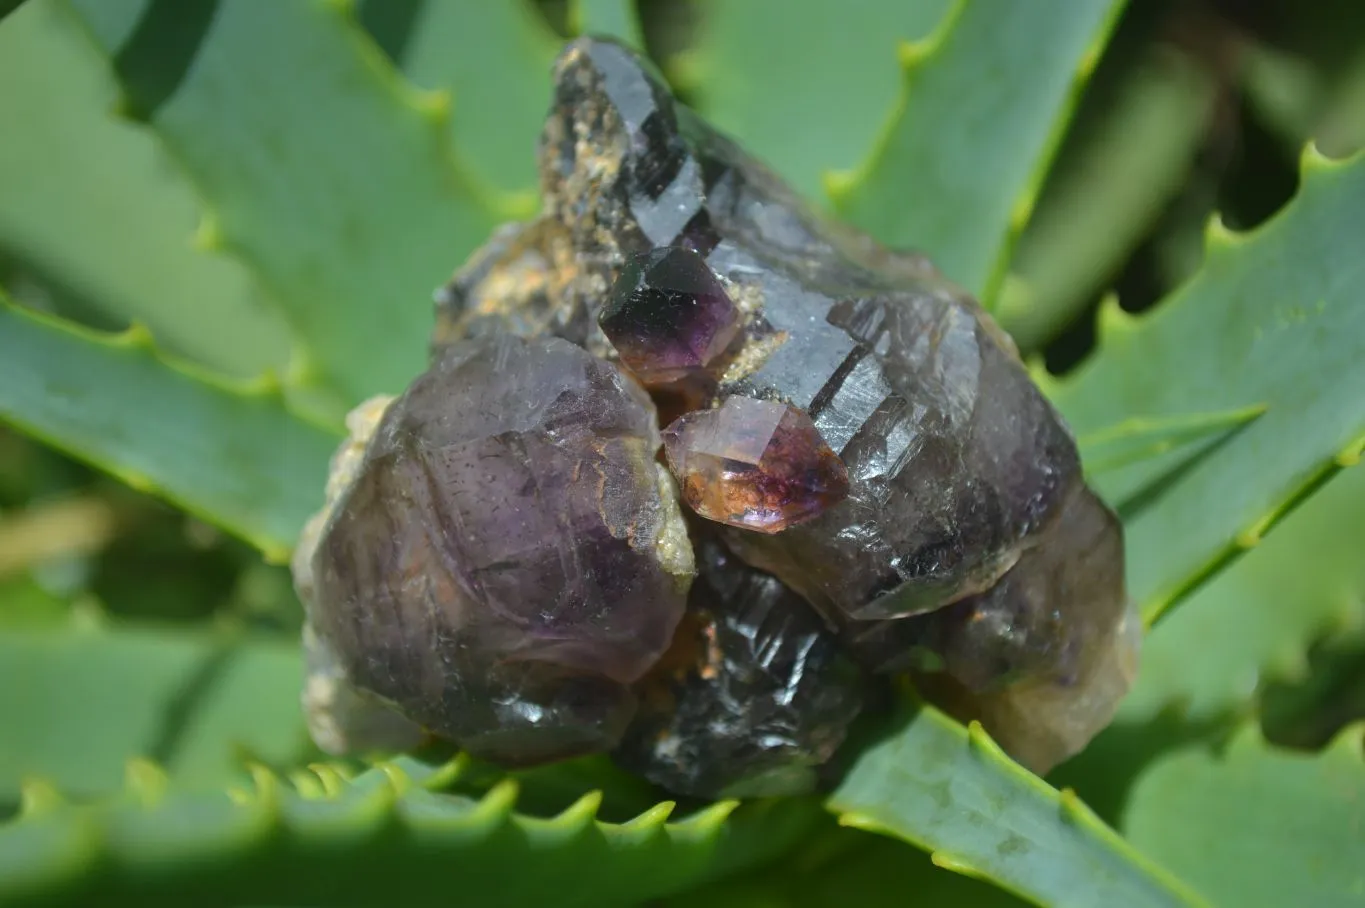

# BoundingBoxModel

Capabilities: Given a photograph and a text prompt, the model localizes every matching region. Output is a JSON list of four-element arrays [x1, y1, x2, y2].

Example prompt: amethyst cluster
[[292, 38, 1138, 795]]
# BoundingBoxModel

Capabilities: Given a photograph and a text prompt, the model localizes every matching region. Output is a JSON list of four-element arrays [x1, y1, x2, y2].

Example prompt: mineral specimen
[[845, 485, 1135, 769], [298, 35, 1136, 784], [305, 333, 693, 765], [662, 396, 850, 532], [434, 36, 1082, 625], [615, 535, 865, 798], [599, 246, 742, 386]]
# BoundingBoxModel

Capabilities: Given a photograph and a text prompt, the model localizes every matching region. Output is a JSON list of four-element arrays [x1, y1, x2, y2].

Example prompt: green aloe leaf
[[569, 0, 645, 48], [1120, 461, 1365, 723], [826, 700, 1205, 908], [0, 0, 291, 378], [1076, 404, 1267, 484], [685, 0, 952, 199], [0, 298, 337, 558], [0, 756, 820, 908], [666, 825, 1030, 908], [66, 0, 513, 407], [826, 0, 1125, 301], [1044, 147, 1365, 622], [1123, 724, 1365, 908], [356, 0, 559, 197], [998, 45, 1220, 351], [0, 623, 307, 797]]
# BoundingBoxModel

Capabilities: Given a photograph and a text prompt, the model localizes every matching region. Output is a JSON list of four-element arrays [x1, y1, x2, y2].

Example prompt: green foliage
[[828, 700, 1204, 907], [0, 298, 336, 558], [357, 0, 560, 197], [0, 624, 307, 797], [1118, 459, 1365, 722], [0, 0, 291, 377], [1044, 146, 1365, 622], [998, 45, 1219, 351], [667, 825, 1031, 908], [1123, 724, 1365, 907], [569, 0, 645, 49], [687, 0, 952, 199], [3, 1, 1365, 905], [67, 0, 514, 409], [0, 753, 820, 908], [826, 0, 1124, 300]]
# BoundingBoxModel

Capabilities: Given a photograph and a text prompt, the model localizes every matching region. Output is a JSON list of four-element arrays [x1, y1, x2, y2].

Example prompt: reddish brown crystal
[[662, 396, 849, 533]]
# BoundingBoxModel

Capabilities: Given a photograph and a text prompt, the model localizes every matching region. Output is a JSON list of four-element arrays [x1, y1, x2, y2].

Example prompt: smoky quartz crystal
[[295, 35, 1137, 786], [615, 535, 864, 798]]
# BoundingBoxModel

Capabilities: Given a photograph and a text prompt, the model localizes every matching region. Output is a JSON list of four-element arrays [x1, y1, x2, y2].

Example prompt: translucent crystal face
[[662, 397, 850, 533], [615, 536, 864, 798], [309, 334, 693, 765], [599, 246, 742, 385], [298, 36, 1133, 788]]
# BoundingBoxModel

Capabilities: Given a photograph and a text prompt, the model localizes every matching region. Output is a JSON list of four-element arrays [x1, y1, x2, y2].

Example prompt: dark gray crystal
[[404, 36, 1134, 775], [614, 535, 865, 798], [309, 333, 693, 765], [846, 486, 1135, 770], [434, 37, 1081, 624]]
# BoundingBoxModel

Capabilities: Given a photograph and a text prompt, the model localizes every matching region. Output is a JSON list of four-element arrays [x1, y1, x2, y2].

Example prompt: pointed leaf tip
[[124, 759, 169, 808], [471, 779, 520, 823], [192, 213, 225, 252], [679, 798, 740, 835], [931, 852, 982, 878], [624, 800, 677, 831], [377, 761, 413, 797], [18, 778, 65, 818], [307, 763, 348, 798], [1202, 212, 1245, 255], [1336, 434, 1365, 467], [246, 763, 281, 813], [821, 168, 858, 205], [553, 790, 604, 828]]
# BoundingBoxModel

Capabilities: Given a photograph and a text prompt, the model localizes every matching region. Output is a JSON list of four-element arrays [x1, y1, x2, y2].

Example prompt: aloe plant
[[1, 1, 1363, 905]]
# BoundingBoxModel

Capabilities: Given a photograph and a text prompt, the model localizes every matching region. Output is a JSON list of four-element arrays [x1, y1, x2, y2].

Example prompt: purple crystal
[[599, 246, 742, 385], [435, 37, 1082, 624], [398, 36, 1135, 774], [662, 397, 850, 533], [309, 334, 693, 765]]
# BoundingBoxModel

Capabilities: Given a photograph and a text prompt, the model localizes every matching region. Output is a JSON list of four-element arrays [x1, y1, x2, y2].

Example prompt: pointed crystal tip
[[599, 246, 742, 386], [663, 396, 849, 533]]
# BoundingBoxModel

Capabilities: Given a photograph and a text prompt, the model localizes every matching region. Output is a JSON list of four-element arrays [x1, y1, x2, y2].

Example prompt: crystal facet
[[433, 36, 1082, 623], [308, 334, 693, 765], [297, 35, 1141, 779], [615, 535, 865, 798], [662, 396, 850, 533], [599, 246, 742, 385], [846, 486, 1133, 770]]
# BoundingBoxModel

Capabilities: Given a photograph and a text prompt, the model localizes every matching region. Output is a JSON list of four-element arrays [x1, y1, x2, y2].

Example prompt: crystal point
[[307, 334, 693, 765], [380, 35, 1135, 776], [599, 246, 741, 385], [663, 397, 849, 533]]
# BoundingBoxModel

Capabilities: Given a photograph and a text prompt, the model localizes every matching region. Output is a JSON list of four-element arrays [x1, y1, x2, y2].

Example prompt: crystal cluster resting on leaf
[[292, 37, 1139, 793]]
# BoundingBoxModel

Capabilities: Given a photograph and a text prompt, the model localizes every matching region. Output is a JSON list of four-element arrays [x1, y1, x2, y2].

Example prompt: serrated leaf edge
[[822, 0, 1127, 308], [828, 702, 1211, 908], [1046, 142, 1365, 625], [0, 755, 747, 906], [58, 0, 525, 405], [0, 296, 340, 558]]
